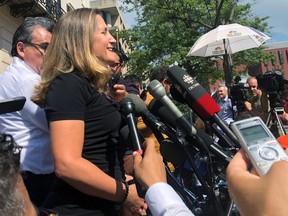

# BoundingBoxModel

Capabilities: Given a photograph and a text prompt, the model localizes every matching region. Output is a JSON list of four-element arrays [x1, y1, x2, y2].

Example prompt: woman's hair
[[32, 8, 111, 107]]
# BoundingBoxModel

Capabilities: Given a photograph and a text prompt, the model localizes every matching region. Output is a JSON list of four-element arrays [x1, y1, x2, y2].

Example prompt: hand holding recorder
[[227, 149, 288, 216], [228, 116, 288, 215], [230, 116, 288, 175]]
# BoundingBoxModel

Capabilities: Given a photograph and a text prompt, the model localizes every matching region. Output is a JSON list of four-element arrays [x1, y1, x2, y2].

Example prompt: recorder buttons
[[259, 147, 278, 161]]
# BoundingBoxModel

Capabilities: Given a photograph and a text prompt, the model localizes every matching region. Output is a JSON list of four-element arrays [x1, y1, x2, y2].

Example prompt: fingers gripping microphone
[[120, 97, 143, 155]]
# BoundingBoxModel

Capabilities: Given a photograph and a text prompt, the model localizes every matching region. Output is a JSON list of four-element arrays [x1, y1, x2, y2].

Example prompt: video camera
[[230, 76, 249, 112], [256, 71, 288, 109], [256, 71, 288, 93]]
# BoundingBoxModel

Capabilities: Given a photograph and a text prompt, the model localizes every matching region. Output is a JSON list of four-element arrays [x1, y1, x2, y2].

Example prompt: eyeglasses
[[23, 42, 49, 53]]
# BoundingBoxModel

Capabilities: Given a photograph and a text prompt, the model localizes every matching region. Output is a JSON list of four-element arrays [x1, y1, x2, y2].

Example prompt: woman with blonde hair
[[32, 8, 146, 216]]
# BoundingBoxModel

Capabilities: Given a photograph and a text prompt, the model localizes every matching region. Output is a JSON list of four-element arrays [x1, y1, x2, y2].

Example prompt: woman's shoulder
[[54, 72, 91, 87]]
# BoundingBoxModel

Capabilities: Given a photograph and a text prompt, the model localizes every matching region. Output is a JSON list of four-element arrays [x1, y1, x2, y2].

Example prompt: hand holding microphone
[[133, 138, 166, 189], [227, 149, 288, 216]]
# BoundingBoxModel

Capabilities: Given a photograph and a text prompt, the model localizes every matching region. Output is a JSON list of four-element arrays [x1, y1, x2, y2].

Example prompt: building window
[[286, 50, 288, 63], [278, 50, 284, 65]]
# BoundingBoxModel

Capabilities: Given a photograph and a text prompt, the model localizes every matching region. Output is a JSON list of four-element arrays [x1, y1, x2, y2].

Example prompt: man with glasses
[[0, 17, 55, 206]]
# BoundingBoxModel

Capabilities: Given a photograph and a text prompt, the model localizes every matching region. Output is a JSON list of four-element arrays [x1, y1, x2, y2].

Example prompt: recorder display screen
[[240, 124, 269, 145]]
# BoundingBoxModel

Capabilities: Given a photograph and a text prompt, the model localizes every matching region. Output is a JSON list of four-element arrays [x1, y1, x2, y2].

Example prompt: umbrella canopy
[[187, 23, 270, 57]]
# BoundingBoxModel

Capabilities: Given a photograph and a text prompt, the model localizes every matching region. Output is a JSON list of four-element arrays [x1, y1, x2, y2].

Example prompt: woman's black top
[[42, 72, 124, 216]]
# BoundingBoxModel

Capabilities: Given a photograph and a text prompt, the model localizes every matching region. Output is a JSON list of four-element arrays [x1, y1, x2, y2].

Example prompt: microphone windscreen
[[160, 139, 186, 166], [0, 96, 26, 115], [148, 98, 177, 129], [196, 129, 214, 147], [124, 94, 146, 115], [167, 65, 220, 120], [170, 85, 186, 104]]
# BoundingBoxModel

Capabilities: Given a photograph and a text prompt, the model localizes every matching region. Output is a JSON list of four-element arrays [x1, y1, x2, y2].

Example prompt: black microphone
[[0, 96, 26, 115], [147, 79, 197, 137], [170, 85, 186, 104], [167, 65, 239, 147], [167, 65, 220, 120], [148, 98, 177, 129], [160, 138, 187, 166], [148, 81, 216, 197], [124, 94, 177, 141], [120, 97, 143, 155], [147, 80, 231, 157]]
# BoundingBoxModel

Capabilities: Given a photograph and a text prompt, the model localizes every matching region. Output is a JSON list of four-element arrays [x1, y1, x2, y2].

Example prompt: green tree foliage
[[119, 0, 273, 88]]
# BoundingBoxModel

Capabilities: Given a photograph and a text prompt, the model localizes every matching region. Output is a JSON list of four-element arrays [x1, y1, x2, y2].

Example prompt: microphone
[[0, 96, 26, 115], [148, 98, 177, 129], [167, 65, 220, 120], [147, 81, 232, 198], [147, 79, 197, 137], [124, 94, 177, 141], [170, 85, 186, 104], [120, 97, 143, 155], [166, 65, 239, 147], [160, 138, 187, 166]]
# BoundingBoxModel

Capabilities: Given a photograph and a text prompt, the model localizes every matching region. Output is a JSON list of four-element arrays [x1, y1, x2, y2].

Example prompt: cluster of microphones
[[118, 66, 243, 214], [119, 65, 240, 167]]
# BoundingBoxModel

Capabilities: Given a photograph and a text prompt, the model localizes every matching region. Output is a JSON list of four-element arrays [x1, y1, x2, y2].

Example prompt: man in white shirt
[[216, 85, 234, 125], [0, 17, 54, 206]]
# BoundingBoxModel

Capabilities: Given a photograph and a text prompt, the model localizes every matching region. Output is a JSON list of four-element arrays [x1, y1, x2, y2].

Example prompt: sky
[[121, 0, 288, 43], [248, 0, 288, 42]]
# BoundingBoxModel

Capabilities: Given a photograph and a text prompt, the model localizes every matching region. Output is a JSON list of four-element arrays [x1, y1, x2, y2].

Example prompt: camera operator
[[244, 77, 269, 122]]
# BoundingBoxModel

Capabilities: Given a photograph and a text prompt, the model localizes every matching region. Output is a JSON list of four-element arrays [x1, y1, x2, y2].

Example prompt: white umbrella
[[187, 23, 270, 86], [187, 23, 270, 57]]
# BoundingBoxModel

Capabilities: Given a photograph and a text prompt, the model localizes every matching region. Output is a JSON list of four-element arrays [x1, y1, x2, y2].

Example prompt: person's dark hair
[[149, 65, 169, 82], [0, 135, 24, 215], [118, 74, 143, 95], [11, 17, 55, 57], [124, 74, 142, 86]]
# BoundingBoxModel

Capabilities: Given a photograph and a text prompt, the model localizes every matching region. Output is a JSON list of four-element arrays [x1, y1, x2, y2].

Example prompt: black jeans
[[21, 171, 55, 207]]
